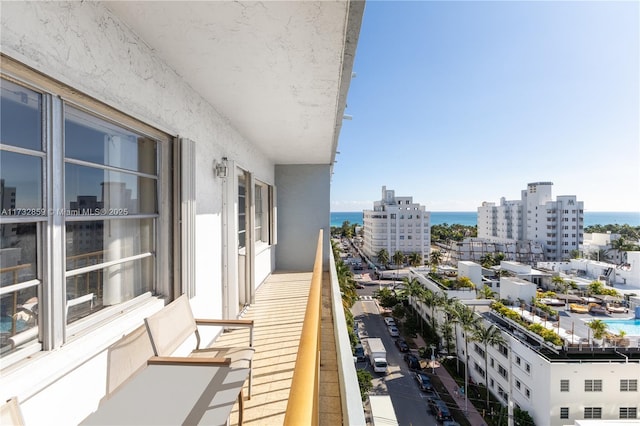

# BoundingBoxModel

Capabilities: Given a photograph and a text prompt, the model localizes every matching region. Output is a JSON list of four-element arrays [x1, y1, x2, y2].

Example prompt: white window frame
[[0, 61, 174, 366]]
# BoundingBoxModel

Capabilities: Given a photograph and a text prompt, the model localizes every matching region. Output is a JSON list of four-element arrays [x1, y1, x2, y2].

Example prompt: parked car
[[404, 353, 420, 370], [383, 317, 396, 326], [415, 372, 433, 392], [395, 338, 409, 352], [387, 326, 399, 337], [442, 421, 461, 426], [353, 344, 366, 362], [427, 398, 452, 422]]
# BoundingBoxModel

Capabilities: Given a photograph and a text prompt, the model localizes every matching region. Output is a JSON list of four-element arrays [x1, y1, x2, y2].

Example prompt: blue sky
[[331, 1, 639, 212]]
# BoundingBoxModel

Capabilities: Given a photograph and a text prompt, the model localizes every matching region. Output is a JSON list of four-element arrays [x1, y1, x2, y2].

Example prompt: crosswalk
[[359, 295, 373, 301]]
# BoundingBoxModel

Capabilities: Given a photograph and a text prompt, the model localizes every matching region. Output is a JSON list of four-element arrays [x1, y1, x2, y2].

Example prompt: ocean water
[[330, 211, 640, 228]]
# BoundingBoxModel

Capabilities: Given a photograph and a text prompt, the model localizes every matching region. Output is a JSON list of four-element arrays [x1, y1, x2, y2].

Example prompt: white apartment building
[[407, 266, 640, 426], [478, 182, 584, 262], [362, 186, 430, 264], [0, 2, 365, 424]]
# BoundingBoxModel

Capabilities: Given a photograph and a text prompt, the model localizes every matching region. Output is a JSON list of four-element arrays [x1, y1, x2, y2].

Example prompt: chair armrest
[[148, 356, 232, 366], [195, 319, 254, 328], [194, 319, 254, 348]]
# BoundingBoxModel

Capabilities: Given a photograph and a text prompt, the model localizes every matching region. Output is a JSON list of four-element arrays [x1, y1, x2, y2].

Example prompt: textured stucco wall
[[0, 3, 275, 424], [1, 1, 274, 312]]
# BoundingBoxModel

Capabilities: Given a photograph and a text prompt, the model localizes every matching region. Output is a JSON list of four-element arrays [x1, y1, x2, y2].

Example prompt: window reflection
[[65, 107, 156, 174], [66, 256, 153, 324], [0, 223, 37, 287], [0, 152, 43, 211], [65, 164, 157, 215], [0, 286, 38, 350], [0, 79, 42, 151], [65, 219, 154, 264]]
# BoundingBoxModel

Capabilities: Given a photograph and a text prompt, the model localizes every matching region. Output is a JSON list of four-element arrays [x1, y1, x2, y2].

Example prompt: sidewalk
[[414, 334, 487, 426]]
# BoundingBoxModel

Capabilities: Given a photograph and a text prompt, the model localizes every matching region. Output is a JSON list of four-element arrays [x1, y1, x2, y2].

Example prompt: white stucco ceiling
[[104, 1, 363, 165]]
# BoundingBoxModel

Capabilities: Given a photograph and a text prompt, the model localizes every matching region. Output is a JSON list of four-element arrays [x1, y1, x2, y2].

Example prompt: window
[[1, 73, 172, 362], [560, 379, 569, 392], [584, 407, 602, 419], [620, 408, 637, 419], [560, 408, 569, 419], [525, 363, 530, 373], [621, 379, 638, 391], [515, 380, 521, 389], [254, 180, 273, 244], [585, 379, 602, 392], [515, 356, 521, 365], [498, 344, 508, 357], [525, 389, 530, 398], [498, 364, 508, 379]]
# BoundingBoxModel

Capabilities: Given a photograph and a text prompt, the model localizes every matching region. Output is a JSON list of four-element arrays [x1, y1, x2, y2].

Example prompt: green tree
[[514, 407, 536, 426], [393, 250, 405, 269], [408, 252, 422, 267], [439, 321, 454, 354], [393, 250, 405, 282], [340, 220, 354, 238], [471, 323, 506, 409], [587, 319, 608, 340], [454, 303, 480, 413], [356, 369, 373, 401], [375, 287, 397, 308], [476, 285, 496, 300], [376, 249, 389, 268], [429, 250, 443, 272]]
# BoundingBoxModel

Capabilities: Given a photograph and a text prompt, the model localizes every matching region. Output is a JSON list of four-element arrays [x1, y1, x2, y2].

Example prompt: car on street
[[383, 317, 396, 326], [395, 338, 409, 352], [353, 344, 366, 362], [387, 325, 399, 337], [442, 421, 461, 426], [414, 372, 433, 392], [355, 283, 365, 289], [427, 398, 453, 423], [403, 353, 420, 370]]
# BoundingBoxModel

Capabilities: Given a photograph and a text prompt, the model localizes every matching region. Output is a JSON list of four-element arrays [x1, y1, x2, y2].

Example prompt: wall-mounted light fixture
[[214, 157, 228, 178]]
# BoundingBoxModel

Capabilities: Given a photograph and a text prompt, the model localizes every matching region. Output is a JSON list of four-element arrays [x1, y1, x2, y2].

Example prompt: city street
[[352, 295, 439, 425]]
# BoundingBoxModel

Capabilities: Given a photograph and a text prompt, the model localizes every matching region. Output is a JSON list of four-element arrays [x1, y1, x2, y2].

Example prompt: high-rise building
[[363, 186, 430, 264], [478, 182, 584, 261]]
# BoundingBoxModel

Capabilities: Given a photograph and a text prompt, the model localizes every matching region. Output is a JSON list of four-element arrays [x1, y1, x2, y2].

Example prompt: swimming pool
[[600, 318, 640, 336]]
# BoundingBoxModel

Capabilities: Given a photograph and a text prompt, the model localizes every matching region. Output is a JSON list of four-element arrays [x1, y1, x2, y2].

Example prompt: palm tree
[[439, 321, 454, 354], [480, 253, 494, 268], [454, 303, 480, 413], [393, 250, 405, 282], [408, 252, 422, 267], [476, 285, 496, 300], [471, 324, 506, 409], [392, 250, 405, 269], [421, 289, 437, 332], [587, 319, 608, 342], [376, 249, 389, 269], [429, 250, 443, 272], [400, 277, 425, 332], [446, 300, 463, 373]]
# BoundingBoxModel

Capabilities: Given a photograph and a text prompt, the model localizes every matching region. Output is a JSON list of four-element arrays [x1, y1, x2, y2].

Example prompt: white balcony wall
[[1, 2, 278, 424]]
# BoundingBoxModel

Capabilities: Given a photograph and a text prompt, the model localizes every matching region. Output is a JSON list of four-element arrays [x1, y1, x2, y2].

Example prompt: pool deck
[[508, 305, 640, 349]]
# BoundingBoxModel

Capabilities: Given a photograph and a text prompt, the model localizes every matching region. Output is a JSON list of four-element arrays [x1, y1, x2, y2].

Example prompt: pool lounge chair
[[606, 303, 629, 314], [569, 303, 589, 314]]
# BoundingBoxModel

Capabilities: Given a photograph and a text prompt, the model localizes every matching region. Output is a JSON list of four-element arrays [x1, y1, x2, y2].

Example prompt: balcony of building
[[197, 234, 365, 426]]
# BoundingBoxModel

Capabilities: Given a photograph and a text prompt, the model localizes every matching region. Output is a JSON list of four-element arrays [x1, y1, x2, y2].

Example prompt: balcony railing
[[284, 230, 323, 425]]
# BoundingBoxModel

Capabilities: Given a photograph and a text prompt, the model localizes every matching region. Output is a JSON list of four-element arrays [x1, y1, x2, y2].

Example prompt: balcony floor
[[216, 271, 342, 425]]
